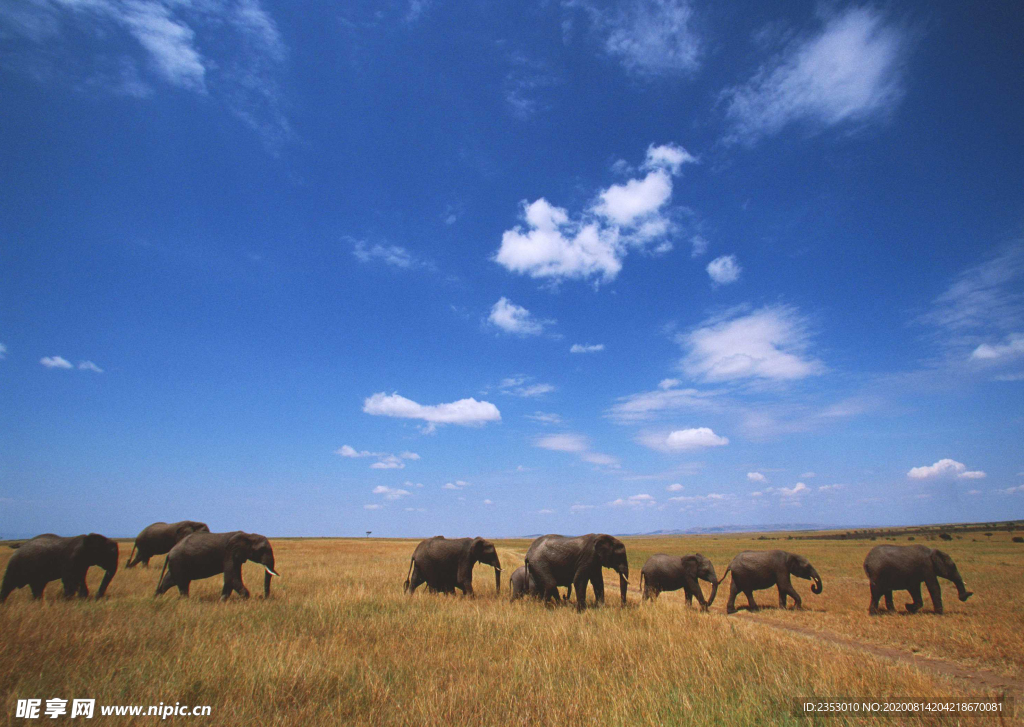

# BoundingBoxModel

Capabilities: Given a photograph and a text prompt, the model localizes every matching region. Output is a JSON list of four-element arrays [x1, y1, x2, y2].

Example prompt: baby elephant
[[509, 565, 571, 602], [155, 531, 278, 600], [863, 544, 972, 615], [639, 553, 719, 610], [722, 550, 822, 614]]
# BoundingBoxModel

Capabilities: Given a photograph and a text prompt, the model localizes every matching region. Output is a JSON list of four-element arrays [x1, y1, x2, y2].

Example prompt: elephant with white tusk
[[155, 531, 278, 601], [524, 533, 629, 612], [404, 536, 502, 596]]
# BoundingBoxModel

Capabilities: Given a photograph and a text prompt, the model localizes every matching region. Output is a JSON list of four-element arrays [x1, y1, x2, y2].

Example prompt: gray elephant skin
[[1, 533, 119, 603], [126, 520, 210, 568], [721, 550, 822, 614], [509, 565, 571, 602], [404, 536, 502, 596], [155, 531, 278, 600], [640, 553, 719, 610], [524, 533, 629, 612], [863, 544, 972, 614]]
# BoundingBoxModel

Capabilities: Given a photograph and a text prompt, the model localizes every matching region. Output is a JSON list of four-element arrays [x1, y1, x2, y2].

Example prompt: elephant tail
[[715, 567, 731, 586], [155, 556, 169, 596], [639, 571, 645, 595], [403, 557, 415, 593], [125, 543, 137, 568]]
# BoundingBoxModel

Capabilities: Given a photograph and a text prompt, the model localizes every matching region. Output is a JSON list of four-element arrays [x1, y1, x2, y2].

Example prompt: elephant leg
[[868, 583, 882, 614], [78, 581, 89, 599], [30, 582, 46, 599], [685, 588, 694, 607], [591, 575, 605, 606], [0, 579, 13, 603], [685, 577, 708, 610], [176, 580, 190, 597], [406, 567, 425, 595], [884, 591, 895, 612], [459, 579, 475, 597], [924, 576, 943, 614], [572, 575, 590, 612], [905, 583, 924, 613], [726, 581, 740, 614], [141, 556, 151, 568], [744, 590, 759, 611], [781, 581, 802, 609]]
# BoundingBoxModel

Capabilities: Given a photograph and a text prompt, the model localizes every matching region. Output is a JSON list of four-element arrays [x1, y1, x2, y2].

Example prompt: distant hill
[[624, 524, 828, 536]]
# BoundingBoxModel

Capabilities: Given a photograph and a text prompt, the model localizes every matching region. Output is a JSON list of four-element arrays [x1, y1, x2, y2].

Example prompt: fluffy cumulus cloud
[[679, 305, 825, 382], [363, 392, 500, 431], [372, 485, 411, 500], [488, 297, 551, 336], [637, 427, 729, 453], [40, 356, 73, 369], [577, 0, 702, 78], [747, 472, 767, 483], [0, 0, 291, 150], [723, 7, 907, 143], [706, 255, 741, 285], [907, 459, 986, 480], [443, 480, 470, 490], [753, 483, 809, 498], [494, 143, 694, 284], [570, 343, 604, 354]]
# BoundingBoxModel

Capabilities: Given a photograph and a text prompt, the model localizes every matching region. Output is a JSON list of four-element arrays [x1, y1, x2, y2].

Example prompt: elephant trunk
[[494, 567, 501, 595], [125, 543, 137, 568], [952, 574, 973, 602], [96, 562, 117, 599], [706, 576, 719, 609], [810, 568, 823, 595], [261, 554, 278, 598], [619, 572, 628, 606]]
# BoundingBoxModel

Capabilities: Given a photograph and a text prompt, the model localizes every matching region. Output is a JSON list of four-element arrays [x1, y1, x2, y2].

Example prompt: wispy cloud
[[570, 343, 604, 354], [723, 7, 907, 144], [534, 432, 618, 467], [351, 239, 434, 270], [40, 355, 73, 369], [78, 361, 103, 373], [573, 0, 701, 78], [678, 305, 825, 383], [608, 493, 656, 508], [499, 376, 555, 398], [372, 485, 411, 500], [336, 445, 421, 470]]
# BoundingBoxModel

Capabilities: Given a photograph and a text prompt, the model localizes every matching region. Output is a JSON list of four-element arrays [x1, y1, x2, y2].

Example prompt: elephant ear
[[594, 534, 614, 561], [930, 549, 952, 578], [469, 537, 485, 559], [227, 532, 254, 564], [681, 555, 698, 577], [84, 534, 110, 564], [786, 553, 802, 572]]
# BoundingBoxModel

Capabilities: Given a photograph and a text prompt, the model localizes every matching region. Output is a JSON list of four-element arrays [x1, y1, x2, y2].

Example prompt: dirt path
[[735, 613, 1024, 700]]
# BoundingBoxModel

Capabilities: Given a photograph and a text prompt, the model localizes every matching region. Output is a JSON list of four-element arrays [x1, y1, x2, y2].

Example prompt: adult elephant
[[509, 565, 571, 602], [126, 520, 210, 568], [524, 533, 629, 612], [155, 531, 278, 600], [1, 533, 119, 603], [640, 553, 719, 611], [863, 544, 972, 614], [721, 550, 822, 614], [403, 536, 501, 596]]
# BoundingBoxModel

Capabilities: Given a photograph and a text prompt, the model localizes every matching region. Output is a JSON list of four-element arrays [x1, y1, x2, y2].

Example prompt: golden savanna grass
[[0, 533, 1019, 726]]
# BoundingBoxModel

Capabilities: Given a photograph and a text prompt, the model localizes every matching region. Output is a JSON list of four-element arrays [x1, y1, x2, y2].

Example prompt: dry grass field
[[1, 532, 1020, 726]]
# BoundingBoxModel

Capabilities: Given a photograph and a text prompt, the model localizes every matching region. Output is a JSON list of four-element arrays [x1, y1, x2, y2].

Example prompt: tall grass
[[0, 535, 1015, 726]]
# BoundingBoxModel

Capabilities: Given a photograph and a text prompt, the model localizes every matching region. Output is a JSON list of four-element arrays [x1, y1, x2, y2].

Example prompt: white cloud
[[907, 459, 986, 480], [679, 305, 825, 382], [817, 483, 844, 492], [538, 508, 555, 514], [776, 482, 808, 497], [669, 492, 732, 506], [608, 493, 656, 508], [363, 392, 500, 429], [482, 499, 494, 505], [399, 451, 420, 461], [370, 455, 405, 470], [582, 0, 701, 78], [40, 356, 73, 369], [337, 445, 376, 458], [724, 7, 906, 143], [488, 297, 551, 336], [570, 504, 595, 513], [971, 333, 1024, 361], [0, 343, 6, 359], [337, 445, 420, 469], [690, 235, 708, 258], [1003, 485, 1024, 495], [638, 427, 729, 453], [747, 472, 767, 483], [606, 385, 717, 423], [372, 485, 411, 500], [351, 241, 417, 269], [706, 255, 741, 285], [494, 145, 690, 284], [666, 483, 684, 492], [571, 343, 605, 354], [534, 432, 618, 467], [499, 376, 555, 398], [364, 504, 382, 510], [443, 480, 470, 490], [800, 471, 816, 479], [78, 361, 103, 373]]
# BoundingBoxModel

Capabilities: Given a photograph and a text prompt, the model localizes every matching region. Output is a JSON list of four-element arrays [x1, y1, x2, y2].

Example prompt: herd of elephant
[[405, 533, 973, 615], [1, 523, 973, 617]]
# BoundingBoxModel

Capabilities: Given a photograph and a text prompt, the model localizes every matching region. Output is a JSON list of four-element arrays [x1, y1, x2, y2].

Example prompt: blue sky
[[2, 0, 1022, 539]]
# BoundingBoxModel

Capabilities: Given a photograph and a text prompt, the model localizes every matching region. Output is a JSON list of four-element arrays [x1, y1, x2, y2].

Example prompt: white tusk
[[265, 567, 279, 577], [621, 576, 630, 584]]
